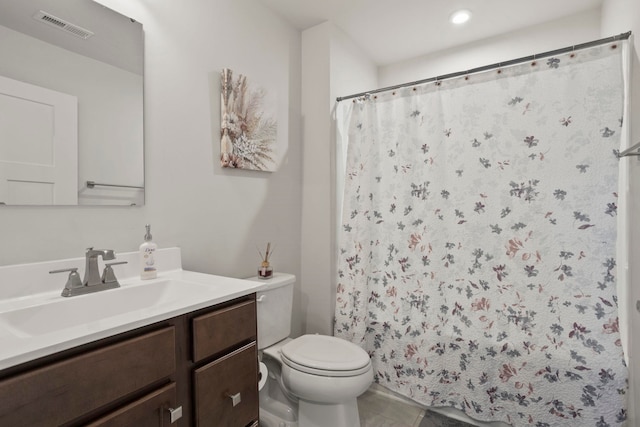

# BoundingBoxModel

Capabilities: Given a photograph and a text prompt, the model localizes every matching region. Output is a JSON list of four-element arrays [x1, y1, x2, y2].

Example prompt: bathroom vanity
[[0, 248, 261, 427]]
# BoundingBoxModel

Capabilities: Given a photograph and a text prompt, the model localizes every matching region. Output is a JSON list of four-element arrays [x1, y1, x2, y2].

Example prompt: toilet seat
[[280, 335, 371, 377]]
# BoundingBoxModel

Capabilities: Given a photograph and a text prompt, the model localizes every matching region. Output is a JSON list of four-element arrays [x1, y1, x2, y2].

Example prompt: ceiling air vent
[[33, 10, 94, 40]]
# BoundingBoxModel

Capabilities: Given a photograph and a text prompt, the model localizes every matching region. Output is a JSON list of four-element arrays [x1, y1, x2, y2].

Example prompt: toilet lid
[[280, 335, 371, 376]]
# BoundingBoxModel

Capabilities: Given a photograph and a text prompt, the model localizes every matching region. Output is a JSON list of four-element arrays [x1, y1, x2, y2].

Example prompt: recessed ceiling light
[[450, 9, 472, 25]]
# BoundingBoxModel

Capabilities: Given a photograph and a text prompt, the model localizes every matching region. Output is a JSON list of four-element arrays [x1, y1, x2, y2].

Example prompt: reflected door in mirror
[[0, 75, 77, 205]]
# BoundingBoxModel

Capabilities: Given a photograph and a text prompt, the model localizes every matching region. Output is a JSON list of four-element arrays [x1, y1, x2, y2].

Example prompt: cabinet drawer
[[192, 298, 256, 362], [86, 382, 178, 427], [194, 342, 258, 427], [0, 327, 176, 427]]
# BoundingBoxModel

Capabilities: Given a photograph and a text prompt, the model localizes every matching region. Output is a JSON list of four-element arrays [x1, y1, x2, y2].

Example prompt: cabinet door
[[0, 327, 175, 427], [192, 298, 256, 362], [86, 382, 178, 427], [194, 342, 258, 427]]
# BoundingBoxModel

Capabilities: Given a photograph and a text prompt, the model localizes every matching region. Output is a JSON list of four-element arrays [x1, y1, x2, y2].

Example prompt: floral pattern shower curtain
[[335, 43, 628, 426]]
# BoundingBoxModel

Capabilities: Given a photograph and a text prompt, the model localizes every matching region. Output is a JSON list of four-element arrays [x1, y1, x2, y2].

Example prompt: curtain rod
[[336, 31, 632, 103], [618, 140, 640, 158]]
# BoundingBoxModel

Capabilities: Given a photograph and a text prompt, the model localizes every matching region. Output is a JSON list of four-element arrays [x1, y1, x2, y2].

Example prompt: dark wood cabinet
[[192, 299, 257, 362], [194, 343, 258, 427], [192, 297, 258, 427], [0, 294, 258, 427], [0, 327, 175, 427], [86, 382, 178, 427]]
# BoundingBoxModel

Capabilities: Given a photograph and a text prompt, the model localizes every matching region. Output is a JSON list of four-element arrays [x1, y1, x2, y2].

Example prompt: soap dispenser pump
[[139, 224, 157, 279]]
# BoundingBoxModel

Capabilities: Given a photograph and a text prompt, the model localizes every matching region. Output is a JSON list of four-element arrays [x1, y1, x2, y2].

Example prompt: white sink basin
[[0, 248, 264, 371], [0, 279, 210, 337]]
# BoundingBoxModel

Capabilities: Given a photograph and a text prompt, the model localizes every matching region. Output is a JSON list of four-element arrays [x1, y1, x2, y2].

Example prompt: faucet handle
[[50, 268, 83, 297], [102, 261, 128, 285]]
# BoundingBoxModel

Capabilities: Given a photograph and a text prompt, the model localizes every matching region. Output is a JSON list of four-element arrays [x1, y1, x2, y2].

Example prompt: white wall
[[0, 0, 303, 332], [301, 23, 332, 335], [301, 22, 377, 335]]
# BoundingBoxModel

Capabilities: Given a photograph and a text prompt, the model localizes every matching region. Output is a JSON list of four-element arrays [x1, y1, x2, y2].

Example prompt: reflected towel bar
[[618, 141, 640, 158], [86, 181, 144, 189]]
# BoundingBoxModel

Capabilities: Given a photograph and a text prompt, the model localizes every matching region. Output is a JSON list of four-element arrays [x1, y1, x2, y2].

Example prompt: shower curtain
[[335, 42, 629, 426]]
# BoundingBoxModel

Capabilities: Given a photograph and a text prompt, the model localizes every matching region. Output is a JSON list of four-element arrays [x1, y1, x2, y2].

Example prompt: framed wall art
[[220, 68, 278, 172]]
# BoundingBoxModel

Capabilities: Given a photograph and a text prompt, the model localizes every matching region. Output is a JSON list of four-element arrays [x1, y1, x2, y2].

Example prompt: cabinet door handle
[[166, 406, 183, 423], [227, 392, 242, 407], [257, 295, 266, 302]]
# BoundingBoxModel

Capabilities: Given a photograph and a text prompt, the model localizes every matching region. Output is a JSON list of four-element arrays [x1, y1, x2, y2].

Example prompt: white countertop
[[0, 248, 264, 371]]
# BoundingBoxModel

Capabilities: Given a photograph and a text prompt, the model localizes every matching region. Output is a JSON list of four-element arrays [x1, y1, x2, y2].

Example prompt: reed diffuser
[[258, 242, 274, 279]]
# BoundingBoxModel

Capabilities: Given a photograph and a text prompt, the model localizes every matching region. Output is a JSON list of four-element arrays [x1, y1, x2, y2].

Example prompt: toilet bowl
[[280, 334, 372, 404], [262, 336, 373, 427], [248, 273, 373, 427]]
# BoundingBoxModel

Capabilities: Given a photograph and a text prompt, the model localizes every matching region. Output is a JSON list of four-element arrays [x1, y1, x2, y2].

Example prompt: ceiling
[[0, 0, 142, 74], [256, 0, 604, 66]]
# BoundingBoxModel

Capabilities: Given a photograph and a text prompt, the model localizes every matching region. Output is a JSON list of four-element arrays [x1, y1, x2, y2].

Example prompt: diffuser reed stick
[[258, 242, 274, 279]]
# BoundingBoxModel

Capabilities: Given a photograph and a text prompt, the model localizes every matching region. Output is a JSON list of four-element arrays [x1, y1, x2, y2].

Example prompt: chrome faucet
[[84, 248, 116, 286], [50, 248, 127, 297]]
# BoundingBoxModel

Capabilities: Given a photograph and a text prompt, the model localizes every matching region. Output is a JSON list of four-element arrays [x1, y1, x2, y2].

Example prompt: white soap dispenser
[[139, 224, 157, 279]]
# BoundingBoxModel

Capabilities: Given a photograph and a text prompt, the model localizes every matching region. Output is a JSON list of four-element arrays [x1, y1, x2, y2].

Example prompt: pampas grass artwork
[[220, 68, 277, 171]]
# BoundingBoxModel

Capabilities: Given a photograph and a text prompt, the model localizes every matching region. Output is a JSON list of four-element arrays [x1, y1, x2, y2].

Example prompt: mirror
[[0, 0, 144, 206]]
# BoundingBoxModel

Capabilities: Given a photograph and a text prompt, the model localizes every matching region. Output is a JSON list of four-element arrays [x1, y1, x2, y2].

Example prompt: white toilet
[[249, 273, 373, 427]]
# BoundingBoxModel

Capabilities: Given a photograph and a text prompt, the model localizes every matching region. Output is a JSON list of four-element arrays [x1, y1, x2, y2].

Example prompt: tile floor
[[358, 389, 477, 427], [358, 388, 424, 427]]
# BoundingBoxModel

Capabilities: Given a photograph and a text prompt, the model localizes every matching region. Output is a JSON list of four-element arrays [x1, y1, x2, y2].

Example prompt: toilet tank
[[246, 273, 295, 350]]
